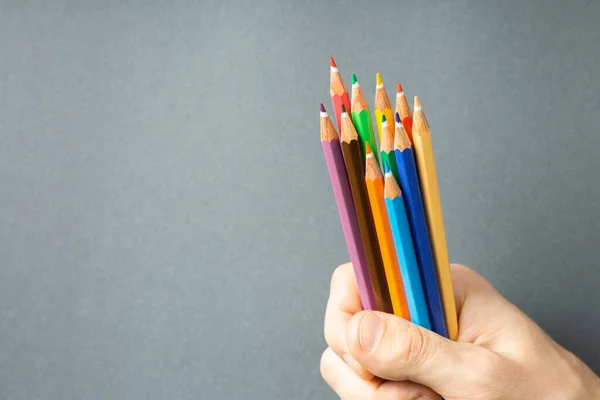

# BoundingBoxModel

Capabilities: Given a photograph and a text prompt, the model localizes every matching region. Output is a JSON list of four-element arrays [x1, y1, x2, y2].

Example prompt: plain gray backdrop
[[1, 1, 600, 399]]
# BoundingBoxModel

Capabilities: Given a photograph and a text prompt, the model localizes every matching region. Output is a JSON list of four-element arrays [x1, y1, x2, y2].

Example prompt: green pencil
[[379, 115, 399, 183], [351, 73, 379, 164]]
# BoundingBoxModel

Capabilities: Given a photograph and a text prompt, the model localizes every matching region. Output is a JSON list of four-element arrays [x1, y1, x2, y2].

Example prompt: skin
[[321, 263, 600, 399]]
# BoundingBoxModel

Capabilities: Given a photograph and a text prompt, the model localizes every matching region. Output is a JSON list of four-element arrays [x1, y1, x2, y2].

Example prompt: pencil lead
[[397, 83, 403, 93], [365, 142, 372, 155], [320, 103, 326, 113], [376, 73, 382, 86], [329, 57, 337, 68], [395, 112, 401, 124], [383, 161, 391, 174], [351, 73, 358, 85], [341, 104, 347, 114], [382, 115, 387, 124]]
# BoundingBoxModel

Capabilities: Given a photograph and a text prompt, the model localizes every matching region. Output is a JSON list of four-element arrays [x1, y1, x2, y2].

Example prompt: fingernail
[[358, 312, 381, 351]]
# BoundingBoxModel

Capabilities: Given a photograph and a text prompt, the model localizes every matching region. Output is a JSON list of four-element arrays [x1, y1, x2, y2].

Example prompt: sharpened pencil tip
[[351, 73, 357, 85], [395, 112, 401, 123], [383, 161, 391, 174], [397, 83, 403, 93], [414, 96, 422, 110], [365, 142, 372, 154], [341, 104, 347, 114], [329, 57, 336, 68], [382, 115, 387, 123], [376, 73, 382, 86], [320, 103, 326, 113]]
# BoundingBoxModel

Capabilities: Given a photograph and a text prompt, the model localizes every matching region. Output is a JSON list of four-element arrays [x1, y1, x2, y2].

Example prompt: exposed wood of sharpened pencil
[[329, 57, 352, 133], [320, 104, 377, 310], [393, 113, 447, 337], [374, 73, 394, 144], [340, 108, 393, 313], [365, 143, 410, 319], [395, 83, 413, 141], [411, 96, 458, 339], [351, 73, 379, 164]]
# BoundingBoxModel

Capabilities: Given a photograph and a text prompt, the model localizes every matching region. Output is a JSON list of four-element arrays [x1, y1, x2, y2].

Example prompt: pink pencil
[[320, 104, 376, 310]]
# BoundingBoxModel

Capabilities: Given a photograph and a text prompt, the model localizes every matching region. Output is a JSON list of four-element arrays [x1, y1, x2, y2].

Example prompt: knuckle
[[319, 349, 338, 387], [320, 350, 331, 380], [330, 264, 349, 289], [389, 322, 429, 368]]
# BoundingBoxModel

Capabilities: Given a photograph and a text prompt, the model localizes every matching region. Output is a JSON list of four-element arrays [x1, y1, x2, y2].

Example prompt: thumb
[[346, 311, 497, 394]]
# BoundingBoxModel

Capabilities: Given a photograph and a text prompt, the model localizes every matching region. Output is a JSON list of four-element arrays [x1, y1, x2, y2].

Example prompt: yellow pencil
[[411, 96, 458, 340], [374, 73, 394, 144]]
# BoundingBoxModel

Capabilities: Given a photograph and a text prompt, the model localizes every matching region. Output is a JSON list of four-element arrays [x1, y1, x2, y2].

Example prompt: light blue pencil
[[384, 163, 431, 330]]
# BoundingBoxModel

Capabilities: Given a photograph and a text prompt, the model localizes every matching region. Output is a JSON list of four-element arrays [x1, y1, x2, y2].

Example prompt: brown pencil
[[340, 105, 393, 313]]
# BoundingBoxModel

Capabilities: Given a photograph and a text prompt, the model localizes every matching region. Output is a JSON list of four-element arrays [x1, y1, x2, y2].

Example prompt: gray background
[[1, 0, 599, 399]]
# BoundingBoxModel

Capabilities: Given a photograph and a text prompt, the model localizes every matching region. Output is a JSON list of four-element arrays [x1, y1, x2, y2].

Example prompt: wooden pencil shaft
[[331, 93, 351, 134], [380, 150, 400, 187], [351, 110, 379, 164], [395, 148, 448, 337], [412, 126, 458, 340], [321, 138, 377, 310], [365, 156, 410, 319], [375, 83, 394, 143], [341, 139, 393, 313], [385, 193, 431, 329]]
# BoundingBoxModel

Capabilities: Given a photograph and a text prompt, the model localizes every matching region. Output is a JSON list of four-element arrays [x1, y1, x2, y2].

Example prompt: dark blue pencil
[[393, 113, 448, 337]]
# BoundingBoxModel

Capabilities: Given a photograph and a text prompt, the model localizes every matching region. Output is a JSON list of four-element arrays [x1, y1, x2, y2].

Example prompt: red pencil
[[395, 83, 413, 141], [329, 57, 351, 133]]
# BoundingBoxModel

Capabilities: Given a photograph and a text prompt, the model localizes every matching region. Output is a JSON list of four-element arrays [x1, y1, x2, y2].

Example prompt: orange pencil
[[395, 83, 413, 141], [364, 143, 410, 319]]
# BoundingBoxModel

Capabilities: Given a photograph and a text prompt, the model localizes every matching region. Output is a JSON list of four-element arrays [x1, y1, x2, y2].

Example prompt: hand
[[321, 263, 600, 399]]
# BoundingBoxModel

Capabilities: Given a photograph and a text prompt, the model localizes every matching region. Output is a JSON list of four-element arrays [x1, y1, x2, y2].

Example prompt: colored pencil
[[374, 73, 394, 144], [329, 57, 352, 133], [340, 106, 393, 313], [411, 96, 458, 340], [384, 168, 431, 329], [364, 143, 410, 319], [351, 73, 379, 164], [395, 83, 413, 142], [320, 104, 377, 310], [379, 115, 400, 184], [393, 113, 447, 337]]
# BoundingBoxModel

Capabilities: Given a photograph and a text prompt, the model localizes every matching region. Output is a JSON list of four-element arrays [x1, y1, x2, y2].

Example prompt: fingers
[[320, 347, 441, 400], [449, 264, 529, 347], [324, 263, 372, 378], [324, 263, 362, 355], [346, 310, 497, 394]]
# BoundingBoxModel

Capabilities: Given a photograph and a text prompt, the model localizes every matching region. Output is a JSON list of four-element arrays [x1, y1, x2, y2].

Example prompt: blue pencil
[[384, 164, 431, 330], [393, 113, 447, 337]]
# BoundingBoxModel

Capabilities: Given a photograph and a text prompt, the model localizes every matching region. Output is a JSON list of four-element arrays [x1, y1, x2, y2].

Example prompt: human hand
[[321, 263, 600, 399]]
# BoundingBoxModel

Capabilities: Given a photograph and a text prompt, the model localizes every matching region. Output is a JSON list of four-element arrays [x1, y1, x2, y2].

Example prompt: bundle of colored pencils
[[321, 57, 457, 339]]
